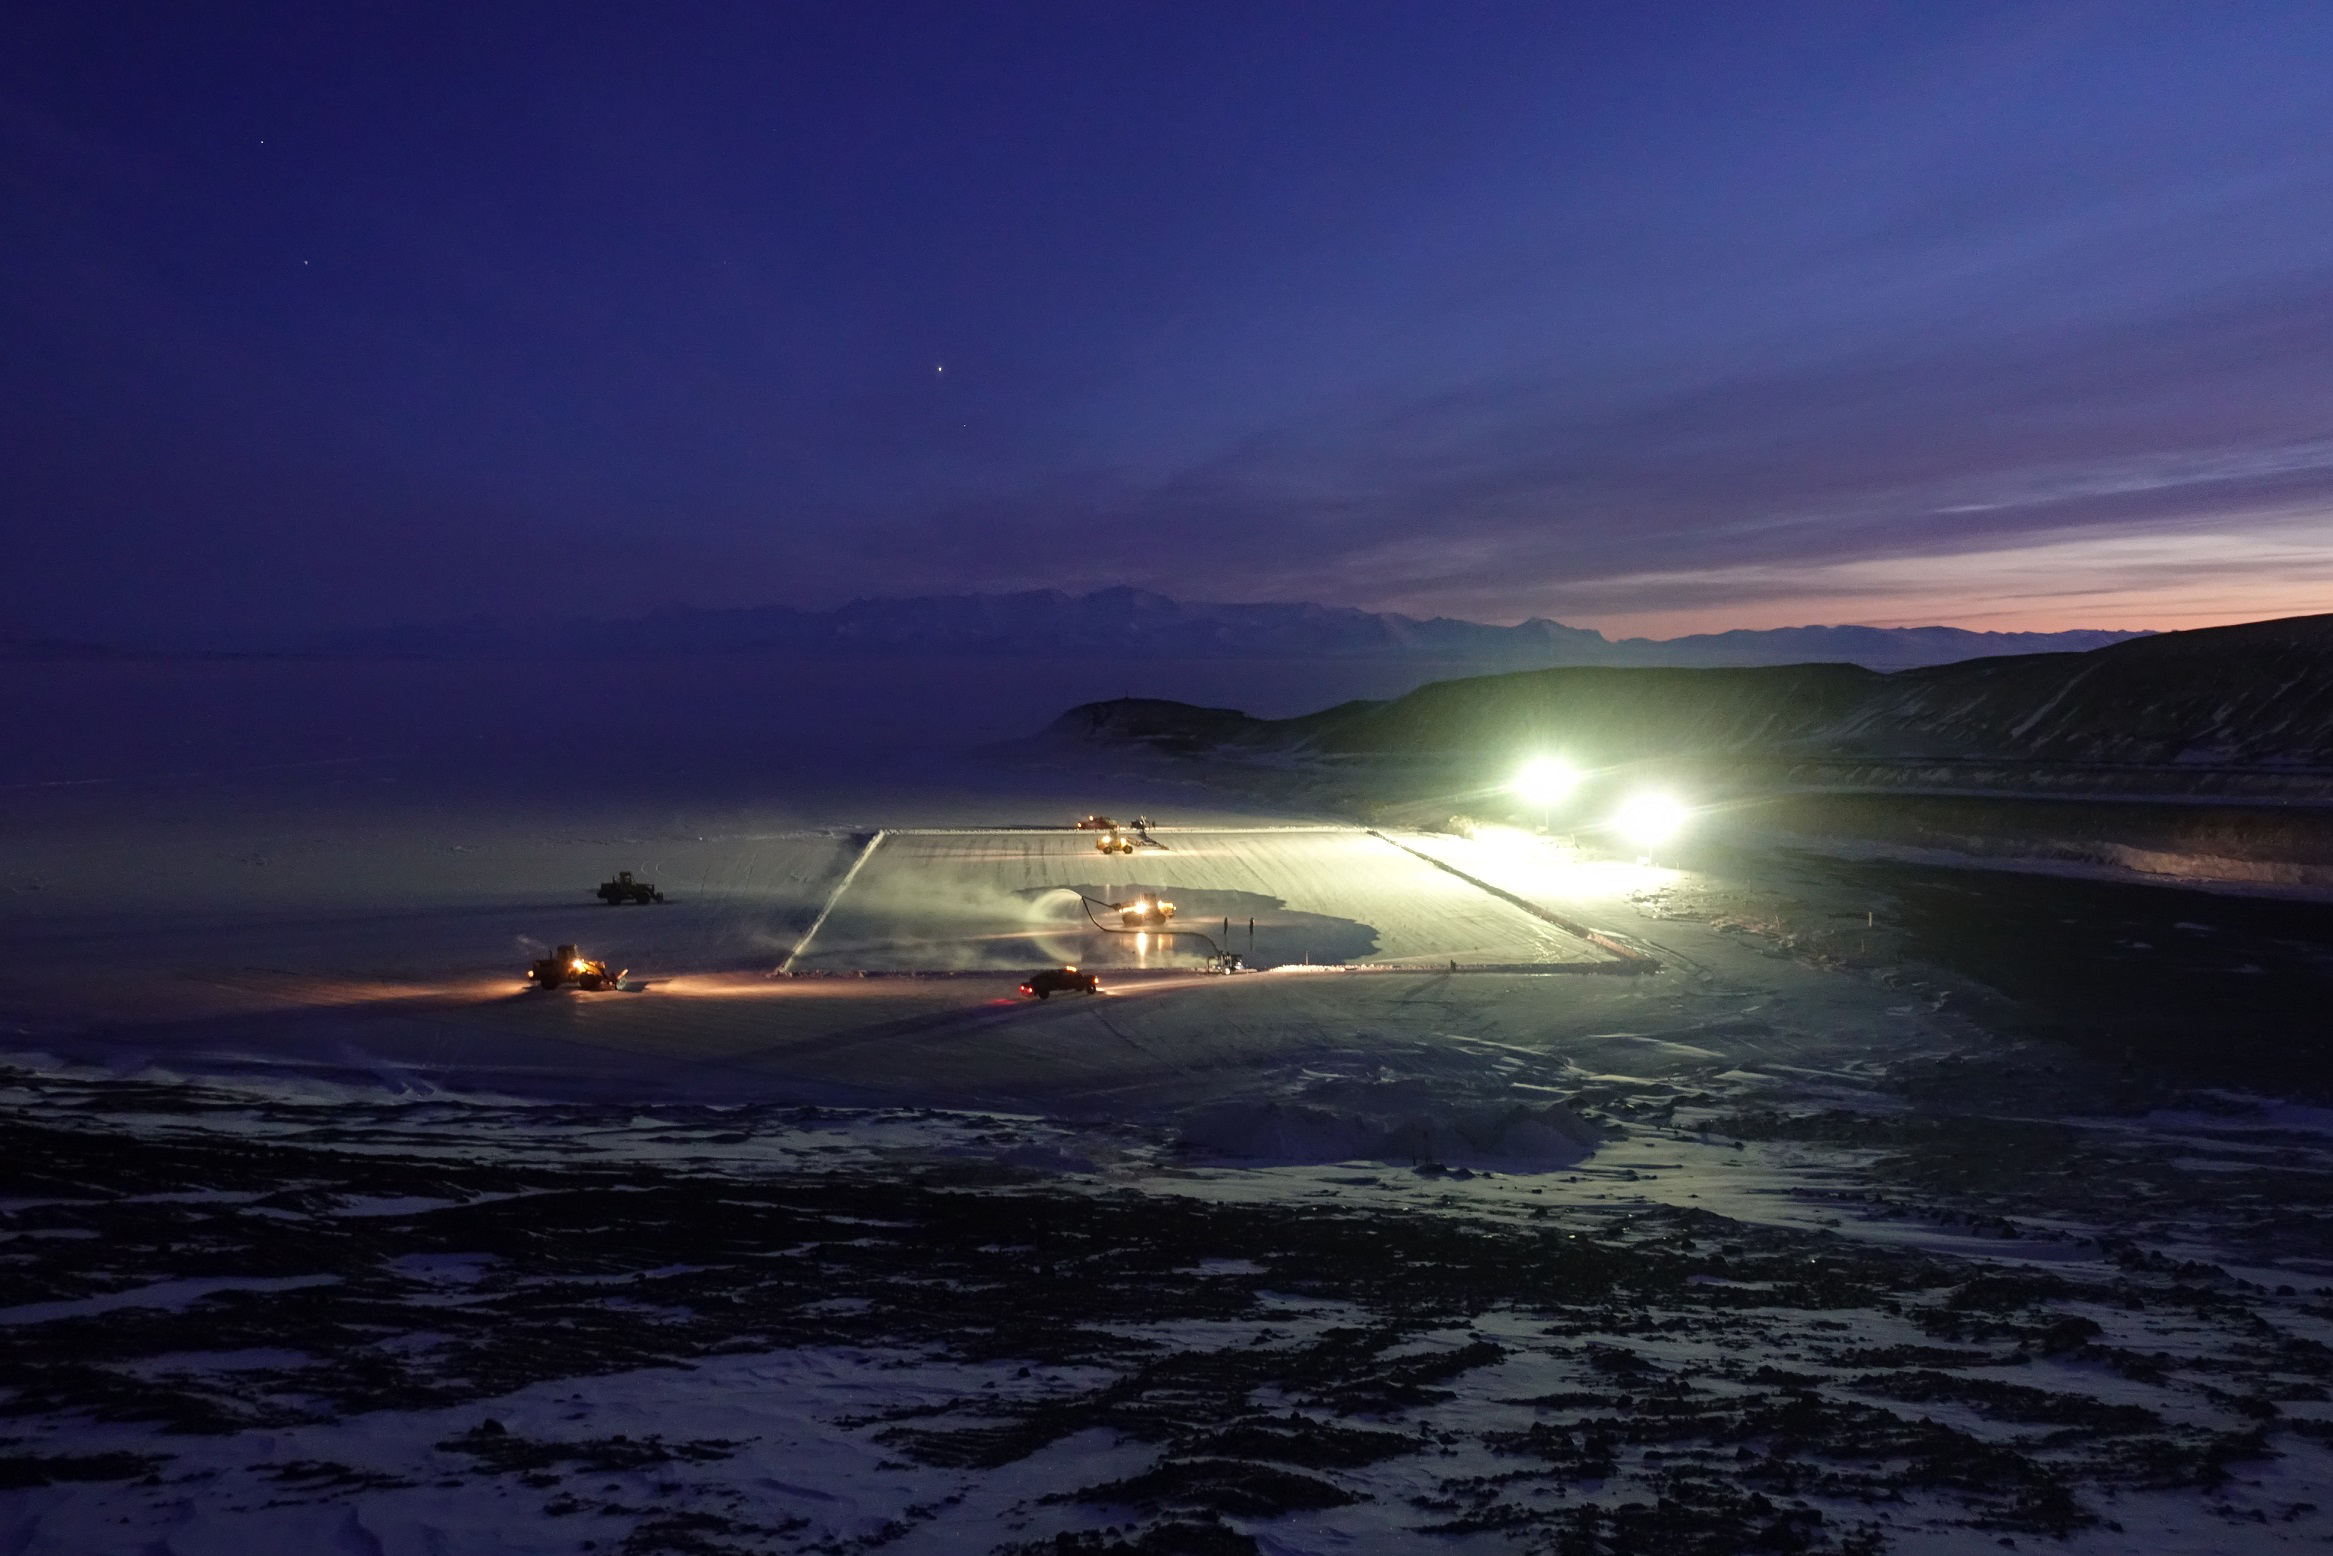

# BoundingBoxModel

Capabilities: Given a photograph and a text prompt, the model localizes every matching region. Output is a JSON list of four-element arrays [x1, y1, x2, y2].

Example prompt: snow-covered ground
[[4, 657, 2332, 1553], [6, 1054, 2333, 1556]]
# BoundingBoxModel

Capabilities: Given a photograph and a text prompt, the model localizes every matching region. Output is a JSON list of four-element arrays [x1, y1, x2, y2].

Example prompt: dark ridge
[[1045, 698, 1273, 757], [1044, 611, 2333, 773]]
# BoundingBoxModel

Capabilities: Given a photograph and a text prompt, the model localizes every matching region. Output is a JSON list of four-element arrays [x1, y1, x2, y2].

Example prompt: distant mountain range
[[198, 588, 2140, 671]]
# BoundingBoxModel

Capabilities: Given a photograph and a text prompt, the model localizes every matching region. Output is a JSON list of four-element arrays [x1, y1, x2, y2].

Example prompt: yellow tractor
[[527, 944, 627, 991], [1096, 828, 1136, 855]]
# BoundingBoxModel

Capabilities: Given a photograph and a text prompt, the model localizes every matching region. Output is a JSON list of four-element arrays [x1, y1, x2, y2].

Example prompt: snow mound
[[1178, 1098, 1598, 1170]]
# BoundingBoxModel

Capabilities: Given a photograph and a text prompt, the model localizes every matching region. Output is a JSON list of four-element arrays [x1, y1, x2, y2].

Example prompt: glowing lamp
[[1511, 758, 1579, 807], [1613, 792, 1688, 848]]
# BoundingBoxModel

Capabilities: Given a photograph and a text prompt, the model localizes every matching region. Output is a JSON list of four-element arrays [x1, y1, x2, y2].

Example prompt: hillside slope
[[1045, 612, 2333, 776]]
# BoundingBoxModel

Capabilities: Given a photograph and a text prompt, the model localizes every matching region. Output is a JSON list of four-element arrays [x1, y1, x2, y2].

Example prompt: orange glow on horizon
[[1472, 514, 2333, 640]]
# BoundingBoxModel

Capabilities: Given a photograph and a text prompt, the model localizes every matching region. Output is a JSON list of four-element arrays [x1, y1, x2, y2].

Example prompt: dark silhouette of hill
[[1044, 612, 2333, 775]]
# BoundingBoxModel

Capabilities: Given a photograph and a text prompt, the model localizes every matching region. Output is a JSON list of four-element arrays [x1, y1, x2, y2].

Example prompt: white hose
[[777, 830, 886, 974]]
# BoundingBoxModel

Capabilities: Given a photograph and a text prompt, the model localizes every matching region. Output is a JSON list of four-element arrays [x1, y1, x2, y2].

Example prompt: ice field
[[8, 657, 2333, 1553]]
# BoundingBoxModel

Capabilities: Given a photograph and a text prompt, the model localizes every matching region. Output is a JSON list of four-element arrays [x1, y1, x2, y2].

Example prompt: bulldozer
[[528, 944, 627, 991], [596, 870, 665, 905]]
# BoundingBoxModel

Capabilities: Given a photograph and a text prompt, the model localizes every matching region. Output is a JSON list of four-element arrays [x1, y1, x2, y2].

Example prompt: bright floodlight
[[1614, 791, 1688, 848], [1511, 757, 1579, 806]]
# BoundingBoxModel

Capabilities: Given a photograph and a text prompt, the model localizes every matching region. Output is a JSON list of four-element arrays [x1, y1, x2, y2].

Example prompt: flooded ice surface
[[792, 827, 1606, 973], [5, 658, 2333, 1552]]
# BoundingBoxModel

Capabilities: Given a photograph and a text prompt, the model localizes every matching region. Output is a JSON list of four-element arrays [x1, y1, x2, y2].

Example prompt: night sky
[[9, 2, 2333, 644]]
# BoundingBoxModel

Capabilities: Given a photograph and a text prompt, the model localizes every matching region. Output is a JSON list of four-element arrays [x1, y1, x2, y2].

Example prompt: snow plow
[[1075, 815, 1121, 831], [527, 944, 628, 991], [596, 870, 666, 905], [1096, 828, 1137, 855]]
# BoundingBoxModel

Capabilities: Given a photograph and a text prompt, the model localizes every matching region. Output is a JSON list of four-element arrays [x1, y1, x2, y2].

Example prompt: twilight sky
[[8, 2, 2333, 642]]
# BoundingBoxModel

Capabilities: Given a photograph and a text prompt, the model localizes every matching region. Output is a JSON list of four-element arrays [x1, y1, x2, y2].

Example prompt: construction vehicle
[[1075, 815, 1122, 831], [1116, 892, 1176, 928], [1019, 966, 1100, 999], [527, 944, 628, 991], [596, 870, 666, 906], [1096, 828, 1136, 855]]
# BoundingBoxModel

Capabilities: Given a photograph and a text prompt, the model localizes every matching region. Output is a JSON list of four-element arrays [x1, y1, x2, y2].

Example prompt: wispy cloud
[[1481, 508, 2333, 637], [1927, 442, 2333, 516]]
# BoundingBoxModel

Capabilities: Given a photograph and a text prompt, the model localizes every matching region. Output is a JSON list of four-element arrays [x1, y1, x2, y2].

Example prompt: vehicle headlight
[[1613, 791, 1689, 847], [1512, 757, 1580, 806]]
